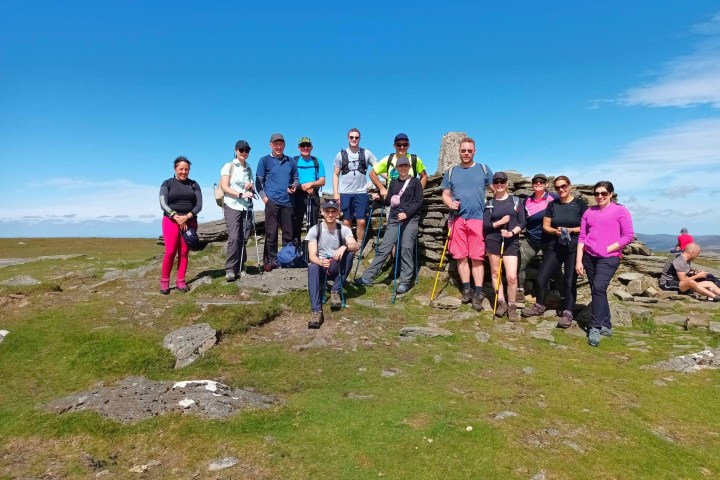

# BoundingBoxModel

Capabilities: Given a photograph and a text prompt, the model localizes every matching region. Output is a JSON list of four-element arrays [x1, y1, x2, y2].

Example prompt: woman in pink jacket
[[576, 181, 634, 347]]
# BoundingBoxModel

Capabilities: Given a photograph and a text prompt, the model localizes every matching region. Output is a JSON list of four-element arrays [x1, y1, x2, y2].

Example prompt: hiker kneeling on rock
[[306, 199, 359, 328]]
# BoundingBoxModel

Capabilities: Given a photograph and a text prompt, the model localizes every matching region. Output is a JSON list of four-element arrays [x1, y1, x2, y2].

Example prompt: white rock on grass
[[208, 456, 239, 471], [0, 330, 9, 344]]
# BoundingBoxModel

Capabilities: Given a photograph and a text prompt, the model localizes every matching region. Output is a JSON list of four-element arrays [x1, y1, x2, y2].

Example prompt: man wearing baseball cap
[[305, 198, 359, 328], [292, 136, 326, 244], [255, 133, 299, 271], [370, 133, 428, 197]]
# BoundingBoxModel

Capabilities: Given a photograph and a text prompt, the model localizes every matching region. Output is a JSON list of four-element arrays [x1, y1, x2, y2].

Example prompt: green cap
[[298, 136, 312, 145]]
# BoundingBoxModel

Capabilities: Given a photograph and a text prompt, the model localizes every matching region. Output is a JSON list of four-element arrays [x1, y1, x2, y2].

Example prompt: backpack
[[387, 153, 418, 179], [485, 195, 520, 212], [293, 155, 320, 181], [276, 241, 307, 268], [340, 148, 367, 175], [316, 220, 344, 248], [447, 163, 489, 185]]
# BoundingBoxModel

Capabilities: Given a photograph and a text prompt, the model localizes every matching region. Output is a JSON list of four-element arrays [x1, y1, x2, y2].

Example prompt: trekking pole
[[250, 209, 262, 275], [391, 221, 403, 304], [492, 237, 506, 316], [430, 214, 454, 303], [322, 264, 329, 305], [353, 202, 375, 280], [339, 257, 346, 308], [375, 205, 386, 255], [414, 229, 419, 286]]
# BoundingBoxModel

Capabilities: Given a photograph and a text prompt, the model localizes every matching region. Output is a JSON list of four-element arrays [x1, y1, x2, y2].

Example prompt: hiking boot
[[557, 310, 573, 329], [160, 280, 170, 295], [226, 272, 237, 282], [176, 281, 190, 293], [600, 326, 614, 337], [588, 328, 601, 347], [507, 304, 520, 322], [460, 287, 474, 304], [516, 288, 525, 302], [354, 277, 373, 286], [522, 303, 546, 318], [308, 310, 324, 329], [330, 290, 342, 308], [495, 300, 508, 318], [713, 295, 720, 302], [396, 283, 411, 294], [471, 293, 485, 311], [263, 263, 275, 273]]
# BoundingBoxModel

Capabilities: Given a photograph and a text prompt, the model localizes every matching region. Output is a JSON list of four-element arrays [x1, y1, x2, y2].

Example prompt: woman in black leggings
[[522, 175, 587, 328]]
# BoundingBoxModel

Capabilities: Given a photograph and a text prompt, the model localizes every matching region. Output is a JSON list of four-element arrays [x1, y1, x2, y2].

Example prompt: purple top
[[578, 202, 634, 258]]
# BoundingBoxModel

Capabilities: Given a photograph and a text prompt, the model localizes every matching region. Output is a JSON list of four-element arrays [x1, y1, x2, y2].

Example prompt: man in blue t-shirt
[[440, 136, 493, 310], [292, 136, 326, 243], [255, 133, 300, 271]]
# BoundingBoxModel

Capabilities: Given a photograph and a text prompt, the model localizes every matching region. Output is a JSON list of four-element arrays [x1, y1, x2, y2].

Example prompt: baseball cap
[[493, 172, 508, 182], [269, 133, 285, 143], [395, 156, 411, 167], [322, 199, 340, 210], [298, 136, 312, 145], [235, 140, 250, 151], [531, 173, 547, 183], [394, 133, 409, 143]]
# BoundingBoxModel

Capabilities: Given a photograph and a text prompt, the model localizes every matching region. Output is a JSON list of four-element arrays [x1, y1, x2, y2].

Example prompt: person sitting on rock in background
[[355, 156, 423, 294], [440, 137, 493, 310], [659, 243, 720, 301], [517, 173, 558, 301], [159, 156, 202, 294], [484, 171, 526, 321], [369, 133, 429, 194], [672, 227, 694, 253], [306, 199, 359, 329], [576, 181, 634, 347], [522, 175, 588, 328], [220, 140, 255, 282]]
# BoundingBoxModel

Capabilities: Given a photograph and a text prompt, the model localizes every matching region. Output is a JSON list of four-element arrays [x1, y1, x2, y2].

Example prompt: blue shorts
[[340, 193, 369, 221]]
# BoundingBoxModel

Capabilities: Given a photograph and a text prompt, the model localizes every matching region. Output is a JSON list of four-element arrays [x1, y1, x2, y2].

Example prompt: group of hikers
[[158, 130, 717, 348]]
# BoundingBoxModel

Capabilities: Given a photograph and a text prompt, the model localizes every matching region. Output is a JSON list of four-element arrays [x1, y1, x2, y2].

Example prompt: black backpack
[[340, 148, 367, 175], [293, 155, 320, 181], [315, 221, 344, 249], [387, 153, 418, 178]]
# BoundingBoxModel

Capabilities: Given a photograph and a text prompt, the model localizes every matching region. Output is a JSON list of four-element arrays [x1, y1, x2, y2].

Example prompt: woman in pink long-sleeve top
[[575, 181, 634, 347]]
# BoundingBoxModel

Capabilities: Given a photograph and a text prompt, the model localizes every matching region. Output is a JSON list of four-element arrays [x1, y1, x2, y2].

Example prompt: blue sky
[[2, 1, 719, 237]]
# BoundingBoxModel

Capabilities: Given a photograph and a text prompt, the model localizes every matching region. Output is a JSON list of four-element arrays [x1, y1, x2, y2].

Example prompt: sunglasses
[[349, 135, 360, 140], [299, 143, 312, 148], [460, 149, 473, 153], [594, 191, 610, 197], [533, 180, 547, 185], [554, 184, 569, 191], [395, 143, 409, 148], [238, 148, 251, 153], [493, 179, 507, 184]]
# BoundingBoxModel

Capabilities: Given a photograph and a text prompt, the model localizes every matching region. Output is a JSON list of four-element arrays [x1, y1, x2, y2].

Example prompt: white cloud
[[620, 14, 720, 108]]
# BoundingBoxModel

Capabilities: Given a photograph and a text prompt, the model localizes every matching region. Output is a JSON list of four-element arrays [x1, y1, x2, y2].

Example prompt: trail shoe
[[507, 304, 520, 322], [557, 310, 573, 329], [522, 303, 547, 318], [308, 310, 324, 329], [160, 280, 170, 295], [330, 290, 342, 308], [354, 277, 373, 286], [460, 287, 474, 304], [176, 281, 190, 293], [588, 328, 601, 347], [600, 326, 614, 337], [495, 300, 508, 318], [471, 293, 485, 311], [397, 283, 411, 294], [226, 272, 237, 282]]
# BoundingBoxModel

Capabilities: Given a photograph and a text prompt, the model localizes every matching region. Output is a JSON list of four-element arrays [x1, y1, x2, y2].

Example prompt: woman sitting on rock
[[522, 175, 588, 328]]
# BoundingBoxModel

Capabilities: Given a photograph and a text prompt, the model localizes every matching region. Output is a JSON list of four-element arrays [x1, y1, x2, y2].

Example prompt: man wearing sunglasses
[[332, 128, 378, 248], [369, 133, 429, 197], [440, 137, 494, 309], [255, 133, 300, 271]]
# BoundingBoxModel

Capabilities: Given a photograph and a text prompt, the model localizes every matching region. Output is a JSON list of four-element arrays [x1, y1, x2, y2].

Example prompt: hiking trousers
[[361, 217, 418, 285], [308, 251, 354, 312], [582, 254, 620, 329]]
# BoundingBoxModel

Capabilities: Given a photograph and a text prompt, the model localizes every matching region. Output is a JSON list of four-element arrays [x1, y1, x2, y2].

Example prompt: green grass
[[1, 238, 720, 479]]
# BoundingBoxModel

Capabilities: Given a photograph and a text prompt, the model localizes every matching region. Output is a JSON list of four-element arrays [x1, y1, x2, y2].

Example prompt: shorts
[[659, 279, 680, 292], [448, 217, 485, 260], [485, 234, 519, 256], [340, 193, 369, 221]]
